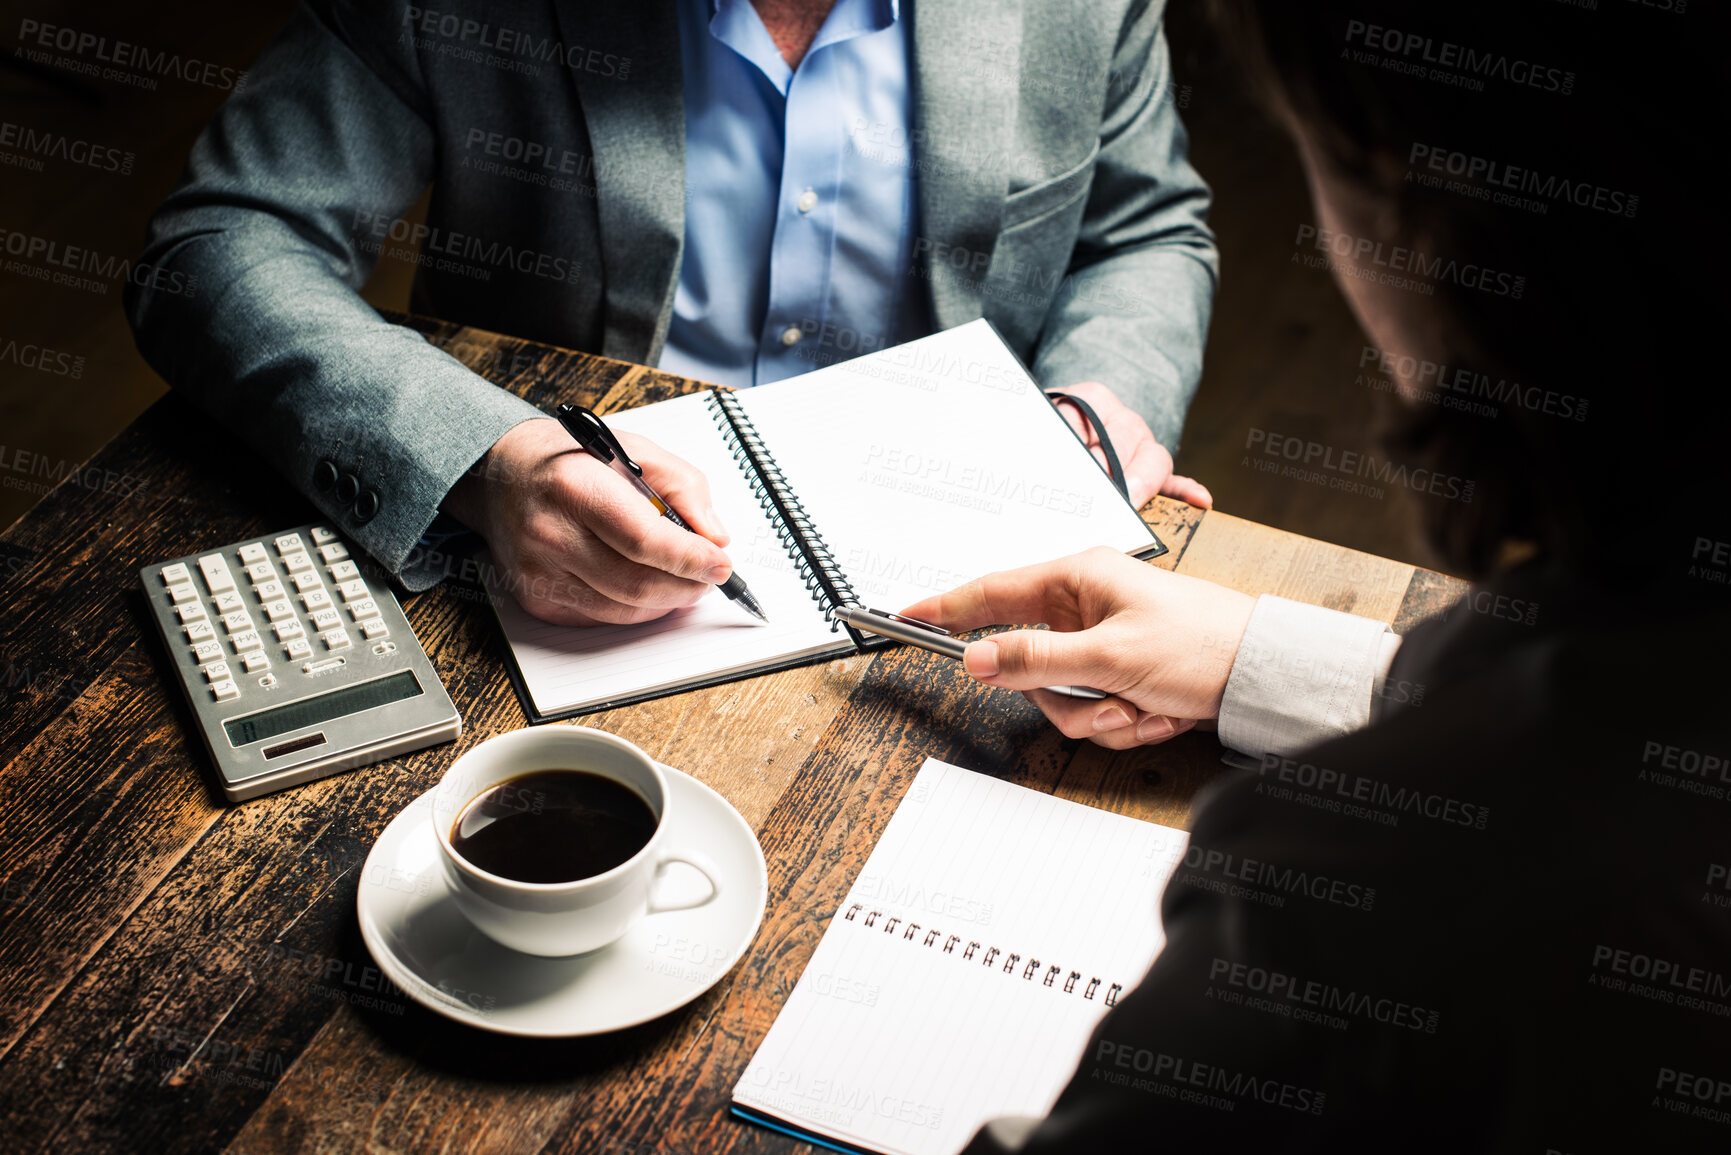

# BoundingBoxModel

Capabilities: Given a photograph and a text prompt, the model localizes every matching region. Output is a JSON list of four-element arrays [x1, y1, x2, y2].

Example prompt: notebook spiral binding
[[842, 903, 1125, 1007], [707, 388, 860, 630]]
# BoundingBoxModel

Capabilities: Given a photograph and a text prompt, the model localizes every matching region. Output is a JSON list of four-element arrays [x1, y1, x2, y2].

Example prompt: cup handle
[[647, 849, 722, 915]]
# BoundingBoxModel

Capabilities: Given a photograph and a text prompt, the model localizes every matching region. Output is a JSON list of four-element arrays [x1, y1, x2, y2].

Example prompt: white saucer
[[356, 763, 767, 1036]]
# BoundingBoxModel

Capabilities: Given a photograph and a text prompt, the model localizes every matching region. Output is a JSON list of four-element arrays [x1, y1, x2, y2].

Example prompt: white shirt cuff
[[1217, 595, 1401, 759]]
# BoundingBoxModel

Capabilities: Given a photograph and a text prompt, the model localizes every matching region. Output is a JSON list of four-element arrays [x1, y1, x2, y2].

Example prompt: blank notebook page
[[738, 319, 1158, 610], [734, 758, 1189, 1155], [487, 391, 843, 717]]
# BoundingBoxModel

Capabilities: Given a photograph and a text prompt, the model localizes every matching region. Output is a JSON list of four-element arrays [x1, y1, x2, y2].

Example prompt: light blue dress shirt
[[661, 0, 928, 387]]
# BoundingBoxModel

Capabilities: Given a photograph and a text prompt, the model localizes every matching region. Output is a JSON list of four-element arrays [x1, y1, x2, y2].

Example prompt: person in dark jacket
[[904, 2, 1731, 1149]]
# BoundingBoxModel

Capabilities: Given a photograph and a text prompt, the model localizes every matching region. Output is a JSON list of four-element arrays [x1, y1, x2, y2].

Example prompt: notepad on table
[[487, 320, 1164, 721], [730, 757, 1190, 1155]]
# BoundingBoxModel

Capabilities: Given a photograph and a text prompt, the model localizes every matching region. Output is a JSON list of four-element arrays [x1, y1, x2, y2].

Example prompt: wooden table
[[0, 316, 1465, 1153]]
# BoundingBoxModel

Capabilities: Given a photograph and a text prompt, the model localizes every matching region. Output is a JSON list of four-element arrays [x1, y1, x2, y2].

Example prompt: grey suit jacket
[[126, 0, 1217, 589]]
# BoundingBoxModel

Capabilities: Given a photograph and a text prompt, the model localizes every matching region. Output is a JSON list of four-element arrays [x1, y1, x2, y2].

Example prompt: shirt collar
[[706, 0, 898, 94]]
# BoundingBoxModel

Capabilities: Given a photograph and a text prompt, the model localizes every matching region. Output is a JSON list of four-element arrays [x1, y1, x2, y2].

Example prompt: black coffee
[[450, 769, 658, 884]]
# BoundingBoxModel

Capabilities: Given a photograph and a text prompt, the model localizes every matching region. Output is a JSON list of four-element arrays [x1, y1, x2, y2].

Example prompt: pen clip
[[863, 607, 953, 637], [556, 404, 644, 476]]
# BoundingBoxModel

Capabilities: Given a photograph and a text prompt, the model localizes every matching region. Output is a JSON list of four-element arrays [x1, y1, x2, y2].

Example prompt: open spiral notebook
[[733, 757, 1190, 1155], [486, 320, 1164, 721]]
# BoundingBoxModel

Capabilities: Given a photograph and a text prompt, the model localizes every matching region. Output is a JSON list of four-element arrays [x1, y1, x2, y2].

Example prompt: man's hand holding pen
[[441, 417, 738, 626]]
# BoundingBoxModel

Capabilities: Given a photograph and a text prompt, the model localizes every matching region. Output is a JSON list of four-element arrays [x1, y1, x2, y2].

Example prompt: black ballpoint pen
[[554, 404, 768, 623]]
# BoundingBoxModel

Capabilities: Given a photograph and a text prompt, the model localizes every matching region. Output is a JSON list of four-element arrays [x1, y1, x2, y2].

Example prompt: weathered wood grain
[[1140, 496, 1209, 572], [0, 643, 225, 1062], [1392, 565, 1471, 636], [0, 315, 1468, 1155], [1173, 508, 1418, 625], [0, 399, 308, 776]]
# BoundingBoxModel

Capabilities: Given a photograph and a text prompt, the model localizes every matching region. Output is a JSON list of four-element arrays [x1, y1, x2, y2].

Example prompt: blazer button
[[354, 490, 380, 524], [336, 472, 360, 503], [314, 458, 338, 491]]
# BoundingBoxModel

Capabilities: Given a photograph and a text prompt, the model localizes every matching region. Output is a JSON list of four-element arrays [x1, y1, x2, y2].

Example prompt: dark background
[[0, 1, 1434, 571]]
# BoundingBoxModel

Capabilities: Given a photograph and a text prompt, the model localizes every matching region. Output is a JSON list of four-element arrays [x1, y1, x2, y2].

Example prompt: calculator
[[140, 523, 461, 802]]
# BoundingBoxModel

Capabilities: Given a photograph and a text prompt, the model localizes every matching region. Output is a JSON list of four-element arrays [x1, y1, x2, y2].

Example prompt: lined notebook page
[[737, 320, 1158, 610], [488, 391, 843, 717], [735, 758, 1189, 1155]]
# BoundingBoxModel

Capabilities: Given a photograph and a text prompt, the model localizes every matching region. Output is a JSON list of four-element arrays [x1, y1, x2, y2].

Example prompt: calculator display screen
[[223, 670, 424, 747]]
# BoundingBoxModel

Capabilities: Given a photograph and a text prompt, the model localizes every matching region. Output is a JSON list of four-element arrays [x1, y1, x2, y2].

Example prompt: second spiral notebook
[[485, 319, 1165, 721], [732, 757, 1190, 1155]]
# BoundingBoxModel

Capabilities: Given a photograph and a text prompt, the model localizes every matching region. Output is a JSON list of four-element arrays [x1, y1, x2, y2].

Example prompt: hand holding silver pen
[[890, 548, 1254, 749]]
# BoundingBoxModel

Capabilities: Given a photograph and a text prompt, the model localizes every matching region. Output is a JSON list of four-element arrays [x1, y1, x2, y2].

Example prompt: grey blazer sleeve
[[123, 3, 547, 591], [1028, 15, 1217, 451]]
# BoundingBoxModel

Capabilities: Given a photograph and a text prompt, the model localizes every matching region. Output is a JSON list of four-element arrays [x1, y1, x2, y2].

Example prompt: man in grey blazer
[[127, 1, 1217, 626]]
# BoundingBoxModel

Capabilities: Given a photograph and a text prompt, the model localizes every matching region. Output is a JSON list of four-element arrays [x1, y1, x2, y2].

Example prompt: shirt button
[[797, 189, 818, 214], [780, 326, 803, 347]]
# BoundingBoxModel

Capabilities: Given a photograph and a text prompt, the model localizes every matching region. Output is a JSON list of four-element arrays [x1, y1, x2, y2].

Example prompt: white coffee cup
[[430, 726, 721, 957]]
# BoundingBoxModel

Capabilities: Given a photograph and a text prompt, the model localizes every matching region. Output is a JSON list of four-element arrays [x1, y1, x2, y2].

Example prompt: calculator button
[[319, 542, 351, 563], [284, 551, 314, 574], [310, 525, 339, 544], [242, 651, 271, 674], [337, 579, 370, 603], [360, 618, 390, 641], [292, 571, 324, 594], [210, 679, 240, 702], [255, 579, 285, 601], [230, 630, 264, 653], [201, 661, 232, 683], [244, 561, 276, 584], [238, 542, 268, 564], [273, 620, 305, 642], [161, 562, 191, 585], [274, 533, 306, 556], [213, 591, 245, 614], [192, 640, 224, 663], [301, 588, 332, 611], [320, 628, 352, 651], [185, 621, 217, 643], [349, 598, 380, 622], [329, 561, 360, 582], [284, 637, 313, 661], [310, 607, 342, 632], [263, 599, 295, 622], [167, 583, 197, 605], [220, 610, 254, 633], [197, 554, 236, 594], [175, 603, 208, 625]]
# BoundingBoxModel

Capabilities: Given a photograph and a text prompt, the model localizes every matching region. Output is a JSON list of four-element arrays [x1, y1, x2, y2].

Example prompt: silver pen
[[833, 606, 1108, 700]]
